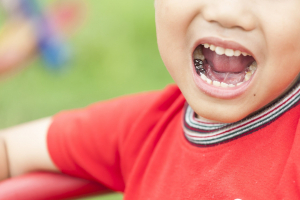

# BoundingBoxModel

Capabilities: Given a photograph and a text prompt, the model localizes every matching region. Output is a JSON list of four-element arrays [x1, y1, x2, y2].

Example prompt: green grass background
[[0, 0, 173, 199]]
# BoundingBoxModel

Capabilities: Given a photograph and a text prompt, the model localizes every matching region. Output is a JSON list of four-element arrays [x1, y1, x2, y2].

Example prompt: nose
[[202, 0, 256, 31]]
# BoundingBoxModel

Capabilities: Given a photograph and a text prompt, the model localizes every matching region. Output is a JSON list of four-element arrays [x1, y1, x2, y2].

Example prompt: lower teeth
[[194, 59, 257, 88], [194, 59, 206, 75]]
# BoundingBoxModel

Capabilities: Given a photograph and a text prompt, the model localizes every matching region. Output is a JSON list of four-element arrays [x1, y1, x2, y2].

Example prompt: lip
[[192, 70, 254, 99], [191, 37, 256, 99]]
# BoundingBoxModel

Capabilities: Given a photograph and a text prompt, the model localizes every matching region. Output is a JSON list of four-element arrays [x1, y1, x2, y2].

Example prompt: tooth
[[204, 43, 210, 48], [249, 62, 257, 71], [195, 47, 202, 53], [249, 62, 257, 74], [249, 65, 256, 71], [245, 72, 252, 81], [225, 49, 234, 56], [215, 47, 225, 55], [234, 50, 241, 56], [194, 48, 204, 59], [237, 82, 243, 86], [201, 74, 207, 81], [221, 82, 228, 88], [213, 81, 221, 87], [194, 53, 205, 60], [194, 54, 201, 59], [210, 45, 216, 51], [228, 84, 235, 87], [206, 78, 212, 84], [242, 52, 248, 56]]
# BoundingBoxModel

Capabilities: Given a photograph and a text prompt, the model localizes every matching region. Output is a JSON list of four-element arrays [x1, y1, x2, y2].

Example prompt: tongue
[[202, 47, 255, 73]]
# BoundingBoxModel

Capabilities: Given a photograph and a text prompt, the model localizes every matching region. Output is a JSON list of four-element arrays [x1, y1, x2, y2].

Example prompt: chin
[[192, 105, 255, 124]]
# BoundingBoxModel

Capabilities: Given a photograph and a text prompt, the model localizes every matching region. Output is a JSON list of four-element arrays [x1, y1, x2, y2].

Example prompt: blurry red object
[[49, 0, 87, 35], [0, 172, 109, 200]]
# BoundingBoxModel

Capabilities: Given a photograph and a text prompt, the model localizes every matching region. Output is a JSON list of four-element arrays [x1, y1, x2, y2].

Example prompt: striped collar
[[183, 80, 300, 146]]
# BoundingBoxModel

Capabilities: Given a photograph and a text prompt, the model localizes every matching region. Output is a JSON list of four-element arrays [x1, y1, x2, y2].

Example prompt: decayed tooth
[[200, 74, 207, 81], [194, 47, 202, 54], [194, 47, 205, 60], [194, 54, 205, 60], [210, 45, 216, 51], [237, 82, 243, 86], [228, 84, 235, 87], [244, 72, 252, 81], [234, 50, 241, 56], [193, 54, 199, 59], [204, 43, 210, 48], [215, 47, 225, 55], [206, 78, 212, 84], [225, 49, 234, 57], [220, 82, 228, 88], [213, 81, 221, 87]]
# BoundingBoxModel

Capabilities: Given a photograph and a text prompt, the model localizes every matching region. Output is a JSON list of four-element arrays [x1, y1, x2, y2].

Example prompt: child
[[1, 0, 300, 199]]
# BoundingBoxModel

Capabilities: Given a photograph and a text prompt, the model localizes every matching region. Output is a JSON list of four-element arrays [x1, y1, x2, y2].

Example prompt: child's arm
[[0, 118, 59, 181]]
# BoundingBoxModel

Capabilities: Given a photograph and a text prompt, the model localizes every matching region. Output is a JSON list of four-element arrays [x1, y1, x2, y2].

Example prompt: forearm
[[0, 118, 59, 180], [0, 136, 9, 180]]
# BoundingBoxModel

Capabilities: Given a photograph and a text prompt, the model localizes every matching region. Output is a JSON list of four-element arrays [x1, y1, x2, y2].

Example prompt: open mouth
[[193, 44, 257, 88]]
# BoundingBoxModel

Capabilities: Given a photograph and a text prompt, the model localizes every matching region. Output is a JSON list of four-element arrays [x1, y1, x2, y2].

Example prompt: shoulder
[[80, 84, 183, 119], [50, 84, 184, 135]]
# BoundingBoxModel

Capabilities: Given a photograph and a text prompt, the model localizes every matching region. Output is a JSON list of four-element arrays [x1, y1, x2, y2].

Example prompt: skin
[[0, 19, 37, 76], [155, 0, 300, 123], [0, 118, 58, 180]]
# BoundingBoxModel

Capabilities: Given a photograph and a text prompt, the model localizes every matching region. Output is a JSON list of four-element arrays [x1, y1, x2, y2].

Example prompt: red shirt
[[48, 84, 300, 199]]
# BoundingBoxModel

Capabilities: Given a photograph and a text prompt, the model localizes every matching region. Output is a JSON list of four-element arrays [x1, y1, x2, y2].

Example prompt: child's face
[[155, 0, 300, 123]]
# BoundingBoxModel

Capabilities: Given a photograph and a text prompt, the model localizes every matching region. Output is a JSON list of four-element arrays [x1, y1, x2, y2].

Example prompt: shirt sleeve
[[47, 91, 161, 192]]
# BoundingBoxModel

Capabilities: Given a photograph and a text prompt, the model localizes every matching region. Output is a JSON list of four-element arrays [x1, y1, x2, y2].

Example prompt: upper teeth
[[203, 43, 251, 57]]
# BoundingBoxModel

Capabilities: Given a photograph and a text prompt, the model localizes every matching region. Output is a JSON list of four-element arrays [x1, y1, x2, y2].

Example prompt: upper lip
[[192, 37, 256, 59]]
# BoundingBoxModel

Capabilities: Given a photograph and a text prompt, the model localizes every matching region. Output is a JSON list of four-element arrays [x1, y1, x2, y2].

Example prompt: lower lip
[[192, 65, 254, 99]]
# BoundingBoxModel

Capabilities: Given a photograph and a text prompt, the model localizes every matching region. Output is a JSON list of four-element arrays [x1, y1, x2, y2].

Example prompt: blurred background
[[0, 0, 173, 199]]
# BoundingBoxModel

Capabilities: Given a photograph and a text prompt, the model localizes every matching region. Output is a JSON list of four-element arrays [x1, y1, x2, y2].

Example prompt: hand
[[0, 19, 37, 76]]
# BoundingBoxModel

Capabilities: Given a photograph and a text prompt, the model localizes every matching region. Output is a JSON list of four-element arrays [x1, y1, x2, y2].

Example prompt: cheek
[[155, 1, 200, 82], [269, 29, 300, 90], [155, 0, 200, 57], [262, 3, 300, 69], [256, 5, 300, 96]]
